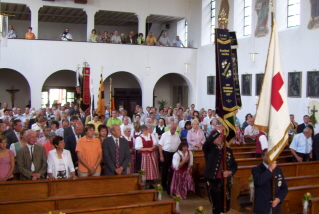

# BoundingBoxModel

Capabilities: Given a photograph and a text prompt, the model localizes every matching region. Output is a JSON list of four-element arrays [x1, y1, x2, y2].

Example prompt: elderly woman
[[187, 119, 206, 150], [122, 125, 135, 174], [170, 142, 194, 199], [135, 125, 159, 189], [10, 128, 28, 156], [0, 136, 15, 181], [120, 33, 126, 44], [207, 118, 218, 137], [88, 29, 99, 42], [47, 136, 77, 180]]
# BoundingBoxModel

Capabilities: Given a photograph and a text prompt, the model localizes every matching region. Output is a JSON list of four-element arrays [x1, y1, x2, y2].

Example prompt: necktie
[[115, 139, 120, 168], [31, 146, 34, 162]]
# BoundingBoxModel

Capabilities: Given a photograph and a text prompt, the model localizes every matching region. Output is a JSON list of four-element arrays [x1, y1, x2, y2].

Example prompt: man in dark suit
[[16, 130, 47, 181], [102, 124, 130, 175], [65, 122, 83, 167], [5, 119, 22, 149], [297, 115, 314, 137], [252, 149, 288, 214], [203, 129, 238, 214], [63, 115, 79, 139]]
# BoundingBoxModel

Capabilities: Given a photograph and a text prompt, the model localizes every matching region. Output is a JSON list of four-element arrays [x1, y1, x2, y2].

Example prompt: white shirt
[[112, 136, 120, 148], [159, 131, 181, 152], [135, 133, 158, 150], [259, 135, 268, 150], [178, 119, 188, 129], [203, 116, 216, 127], [26, 144, 35, 172], [172, 150, 193, 170], [61, 33, 73, 41], [47, 149, 75, 178], [56, 128, 64, 137], [244, 125, 259, 136]]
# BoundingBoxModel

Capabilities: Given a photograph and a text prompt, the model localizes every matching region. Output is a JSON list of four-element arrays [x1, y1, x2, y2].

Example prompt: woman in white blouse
[[170, 142, 195, 199], [47, 136, 77, 180], [135, 125, 159, 189]]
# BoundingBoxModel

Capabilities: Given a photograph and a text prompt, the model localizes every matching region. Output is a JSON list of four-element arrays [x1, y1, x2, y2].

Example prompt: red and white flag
[[254, 19, 290, 165]]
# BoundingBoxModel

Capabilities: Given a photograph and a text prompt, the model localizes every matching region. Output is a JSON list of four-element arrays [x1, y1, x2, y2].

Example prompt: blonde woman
[[187, 119, 206, 150]]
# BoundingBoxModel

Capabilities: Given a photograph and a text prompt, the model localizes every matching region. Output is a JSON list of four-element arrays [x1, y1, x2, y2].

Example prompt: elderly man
[[290, 127, 313, 162], [146, 32, 157, 46], [244, 117, 259, 142], [120, 116, 132, 135], [172, 36, 185, 47], [203, 129, 237, 214], [297, 115, 314, 137], [5, 119, 22, 149], [76, 124, 102, 177], [16, 130, 47, 180], [36, 126, 51, 146], [111, 30, 121, 44], [159, 123, 181, 193], [65, 122, 83, 167], [158, 32, 170, 46], [103, 124, 131, 175]]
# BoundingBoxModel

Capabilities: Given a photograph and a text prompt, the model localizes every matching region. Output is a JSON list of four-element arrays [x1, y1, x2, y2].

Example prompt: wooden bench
[[286, 185, 319, 213], [236, 155, 291, 166], [310, 197, 319, 214], [234, 149, 291, 159], [29, 201, 177, 214], [0, 174, 143, 202], [230, 161, 319, 212], [0, 190, 158, 214]]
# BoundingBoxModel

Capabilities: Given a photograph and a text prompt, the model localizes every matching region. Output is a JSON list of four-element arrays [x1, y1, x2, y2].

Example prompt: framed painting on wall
[[207, 76, 215, 95], [307, 71, 319, 98], [255, 73, 264, 96], [241, 74, 252, 96], [288, 72, 302, 98]]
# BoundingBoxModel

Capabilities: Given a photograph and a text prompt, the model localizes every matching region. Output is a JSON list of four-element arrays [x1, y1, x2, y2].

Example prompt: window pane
[[287, 0, 300, 27]]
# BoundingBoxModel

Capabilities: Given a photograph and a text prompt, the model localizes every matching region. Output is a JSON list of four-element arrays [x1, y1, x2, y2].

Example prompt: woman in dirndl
[[122, 125, 135, 174], [170, 142, 195, 199], [135, 125, 159, 189]]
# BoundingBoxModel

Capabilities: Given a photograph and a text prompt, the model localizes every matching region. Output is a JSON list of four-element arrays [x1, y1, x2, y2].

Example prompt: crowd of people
[[7, 24, 186, 47], [0, 100, 317, 213]]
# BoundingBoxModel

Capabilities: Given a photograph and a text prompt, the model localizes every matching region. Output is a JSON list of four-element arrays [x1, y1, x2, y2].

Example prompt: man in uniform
[[252, 149, 288, 214], [203, 129, 237, 214]]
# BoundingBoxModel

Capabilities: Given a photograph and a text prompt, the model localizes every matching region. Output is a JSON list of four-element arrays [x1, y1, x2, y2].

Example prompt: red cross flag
[[254, 18, 290, 165]]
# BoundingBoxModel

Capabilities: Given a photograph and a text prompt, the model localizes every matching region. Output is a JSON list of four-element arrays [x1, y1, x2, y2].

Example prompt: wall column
[[137, 13, 148, 36], [85, 9, 97, 40], [28, 5, 40, 39]]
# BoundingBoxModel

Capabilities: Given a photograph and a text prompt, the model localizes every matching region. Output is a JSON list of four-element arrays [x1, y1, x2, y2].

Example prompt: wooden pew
[[234, 149, 291, 159], [0, 174, 143, 202], [230, 161, 319, 212], [310, 197, 319, 214], [30, 201, 178, 214], [0, 190, 158, 214], [286, 185, 319, 213], [236, 156, 291, 166]]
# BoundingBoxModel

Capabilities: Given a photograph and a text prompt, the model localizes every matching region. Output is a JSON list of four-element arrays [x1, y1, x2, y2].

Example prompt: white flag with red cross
[[254, 19, 290, 165]]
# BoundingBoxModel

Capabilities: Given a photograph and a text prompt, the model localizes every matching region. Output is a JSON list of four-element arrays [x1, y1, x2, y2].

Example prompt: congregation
[[0, 100, 316, 198], [7, 24, 186, 47]]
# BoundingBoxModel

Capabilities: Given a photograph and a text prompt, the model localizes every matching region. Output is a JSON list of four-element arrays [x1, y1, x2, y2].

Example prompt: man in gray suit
[[103, 124, 130, 175], [16, 130, 47, 180]]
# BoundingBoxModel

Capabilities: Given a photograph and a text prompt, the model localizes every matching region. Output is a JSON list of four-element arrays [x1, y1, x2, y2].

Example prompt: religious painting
[[207, 76, 215, 95], [241, 74, 252, 96], [255, 73, 264, 96], [288, 72, 302, 98], [308, 0, 319, 29], [307, 71, 319, 97], [255, 0, 270, 38]]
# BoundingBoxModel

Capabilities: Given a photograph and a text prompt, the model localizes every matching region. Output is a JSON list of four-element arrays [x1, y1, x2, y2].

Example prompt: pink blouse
[[187, 128, 206, 150], [0, 150, 14, 179]]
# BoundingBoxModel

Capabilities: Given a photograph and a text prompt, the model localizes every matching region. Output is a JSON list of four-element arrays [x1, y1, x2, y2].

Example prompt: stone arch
[[42, 70, 76, 107], [153, 73, 193, 110], [104, 71, 142, 117], [0, 68, 31, 108]]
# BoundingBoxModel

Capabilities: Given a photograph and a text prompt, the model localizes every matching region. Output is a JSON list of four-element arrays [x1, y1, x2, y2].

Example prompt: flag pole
[[109, 78, 112, 111], [223, 135, 227, 213]]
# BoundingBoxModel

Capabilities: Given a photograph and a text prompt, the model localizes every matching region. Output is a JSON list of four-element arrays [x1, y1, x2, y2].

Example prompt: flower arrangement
[[173, 194, 182, 202], [139, 169, 145, 175], [195, 206, 206, 214], [248, 175, 254, 184], [302, 192, 312, 202], [155, 184, 163, 193]]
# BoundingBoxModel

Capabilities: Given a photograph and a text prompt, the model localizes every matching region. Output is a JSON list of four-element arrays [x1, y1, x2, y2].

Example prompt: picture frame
[[255, 73, 264, 96], [307, 71, 319, 98], [241, 74, 252, 96], [207, 76, 215, 95], [288, 72, 302, 98]]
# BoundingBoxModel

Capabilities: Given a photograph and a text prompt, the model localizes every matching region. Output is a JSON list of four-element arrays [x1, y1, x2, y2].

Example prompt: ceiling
[[1, 3, 185, 26]]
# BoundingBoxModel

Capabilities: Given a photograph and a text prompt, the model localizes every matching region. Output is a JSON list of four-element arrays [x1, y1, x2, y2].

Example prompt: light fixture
[[184, 63, 189, 74], [250, 52, 259, 63], [145, 67, 151, 76]]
